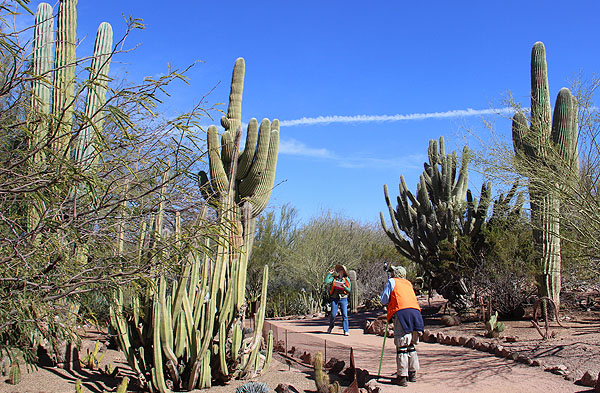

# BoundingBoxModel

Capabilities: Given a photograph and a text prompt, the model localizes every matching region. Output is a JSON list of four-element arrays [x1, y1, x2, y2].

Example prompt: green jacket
[[325, 273, 351, 299]]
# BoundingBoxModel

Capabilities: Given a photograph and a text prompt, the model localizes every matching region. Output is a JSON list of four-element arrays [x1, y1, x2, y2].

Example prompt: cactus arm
[[52, 0, 77, 155], [247, 127, 280, 217], [238, 119, 272, 197], [237, 118, 259, 179], [551, 88, 578, 170], [207, 125, 229, 195], [530, 41, 552, 159], [76, 21, 113, 166], [31, 3, 53, 158]]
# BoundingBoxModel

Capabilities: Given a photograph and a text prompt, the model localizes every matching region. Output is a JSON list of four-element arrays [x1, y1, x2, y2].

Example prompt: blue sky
[[20, 1, 600, 223]]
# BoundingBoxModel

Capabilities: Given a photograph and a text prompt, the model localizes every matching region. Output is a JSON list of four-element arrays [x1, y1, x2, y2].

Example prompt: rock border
[[421, 330, 600, 390]]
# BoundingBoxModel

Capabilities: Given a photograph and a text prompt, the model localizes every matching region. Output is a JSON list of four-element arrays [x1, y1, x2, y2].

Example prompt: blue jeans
[[329, 297, 349, 332]]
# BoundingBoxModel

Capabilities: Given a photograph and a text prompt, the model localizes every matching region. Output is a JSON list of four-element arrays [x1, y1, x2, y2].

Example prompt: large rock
[[576, 371, 597, 387], [275, 383, 299, 393], [440, 315, 461, 326], [326, 358, 345, 374], [595, 371, 600, 393], [364, 319, 393, 337]]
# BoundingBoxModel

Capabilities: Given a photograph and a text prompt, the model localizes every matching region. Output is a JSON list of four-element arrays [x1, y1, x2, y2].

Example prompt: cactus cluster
[[380, 137, 491, 311], [109, 58, 278, 391], [511, 42, 579, 309]]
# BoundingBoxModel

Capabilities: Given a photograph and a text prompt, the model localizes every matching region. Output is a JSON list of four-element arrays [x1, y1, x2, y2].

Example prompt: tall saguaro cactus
[[109, 58, 280, 391], [511, 42, 579, 310]]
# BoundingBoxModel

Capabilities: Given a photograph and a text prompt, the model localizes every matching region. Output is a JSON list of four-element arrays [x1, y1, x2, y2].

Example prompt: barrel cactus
[[511, 42, 579, 310]]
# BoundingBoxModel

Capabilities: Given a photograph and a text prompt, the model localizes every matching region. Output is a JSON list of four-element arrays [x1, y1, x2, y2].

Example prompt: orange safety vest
[[330, 277, 350, 296], [387, 277, 421, 321]]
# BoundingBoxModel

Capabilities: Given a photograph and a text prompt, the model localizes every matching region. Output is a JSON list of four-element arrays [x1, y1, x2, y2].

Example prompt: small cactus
[[115, 377, 129, 393], [75, 379, 83, 393], [235, 381, 270, 393], [8, 362, 21, 385], [313, 351, 340, 393], [485, 311, 505, 338]]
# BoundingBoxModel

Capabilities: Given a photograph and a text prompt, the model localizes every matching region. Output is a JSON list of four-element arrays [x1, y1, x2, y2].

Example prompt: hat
[[387, 265, 406, 279], [334, 264, 348, 277]]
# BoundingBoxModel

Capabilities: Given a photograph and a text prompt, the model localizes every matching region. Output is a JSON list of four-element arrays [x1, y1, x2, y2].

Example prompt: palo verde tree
[[0, 0, 210, 366]]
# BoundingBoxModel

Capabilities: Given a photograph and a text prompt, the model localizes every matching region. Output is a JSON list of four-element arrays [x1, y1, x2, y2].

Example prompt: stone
[[275, 383, 298, 393], [488, 343, 497, 354], [530, 359, 541, 367], [595, 371, 600, 392], [365, 379, 381, 393], [365, 319, 392, 337], [516, 355, 529, 364], [465, 337, 477, 348], [440, 315, 461, 326], [504, 335, 519, 343], [458, 336, 468, 346], [576, 371, 596, 387], [326, 358, 345, 374], [299, 351, 312, 365], [544, 364, 568, 376]]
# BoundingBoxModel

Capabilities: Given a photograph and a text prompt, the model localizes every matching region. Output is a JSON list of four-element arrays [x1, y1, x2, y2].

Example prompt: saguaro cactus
[[110, 58, 279, 391], [28, 1, 113, 233], [512, 42, 579, 310]]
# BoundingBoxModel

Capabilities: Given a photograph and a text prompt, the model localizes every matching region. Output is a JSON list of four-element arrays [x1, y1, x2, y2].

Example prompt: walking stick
[[377, 318, 389, 380], [377, 263, 391, 380]]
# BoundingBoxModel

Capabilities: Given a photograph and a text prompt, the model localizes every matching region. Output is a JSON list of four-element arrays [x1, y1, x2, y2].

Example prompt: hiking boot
[[408, 371, 417, 382], [392, 376, 408, 387], [327, 326, 333, 334]]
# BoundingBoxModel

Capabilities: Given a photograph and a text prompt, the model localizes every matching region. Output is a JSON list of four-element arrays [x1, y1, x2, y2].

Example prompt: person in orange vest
[[324, 264, 351, 336], [380, 265, 424, 387]]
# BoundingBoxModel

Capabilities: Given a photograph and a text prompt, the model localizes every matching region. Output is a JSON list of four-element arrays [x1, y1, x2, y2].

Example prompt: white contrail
[[279, 107, 515, 127]]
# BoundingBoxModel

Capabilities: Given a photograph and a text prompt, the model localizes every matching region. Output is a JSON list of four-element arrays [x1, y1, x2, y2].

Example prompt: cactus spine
[[109, 58, 278, 391], [512, 42, 579, 310]]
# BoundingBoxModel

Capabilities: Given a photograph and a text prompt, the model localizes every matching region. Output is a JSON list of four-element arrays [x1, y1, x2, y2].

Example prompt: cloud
[[279, 138, 335, 158], [280, 107, 515, 127], [279, 137, 425, 170]]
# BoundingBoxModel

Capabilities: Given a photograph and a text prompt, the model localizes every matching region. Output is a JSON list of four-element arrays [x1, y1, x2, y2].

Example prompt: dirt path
[[268, 315, 586, 392]]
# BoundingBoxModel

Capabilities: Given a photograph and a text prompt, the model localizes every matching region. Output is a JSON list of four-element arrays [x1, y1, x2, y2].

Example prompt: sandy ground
[[1, 301, 598, 392]]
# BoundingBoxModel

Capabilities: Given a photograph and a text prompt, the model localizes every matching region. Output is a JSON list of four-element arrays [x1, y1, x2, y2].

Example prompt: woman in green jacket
[[324, 264, 351, 335]]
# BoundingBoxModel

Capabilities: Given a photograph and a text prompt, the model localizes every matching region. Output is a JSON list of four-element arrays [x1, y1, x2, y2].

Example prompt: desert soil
[[1, 295, 599, 392]]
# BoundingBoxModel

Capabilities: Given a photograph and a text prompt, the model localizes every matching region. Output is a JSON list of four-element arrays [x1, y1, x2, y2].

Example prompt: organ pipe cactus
[[380, 137, 492, 312], [109, 58, 278, 391], [511, 42, 579, 310]]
